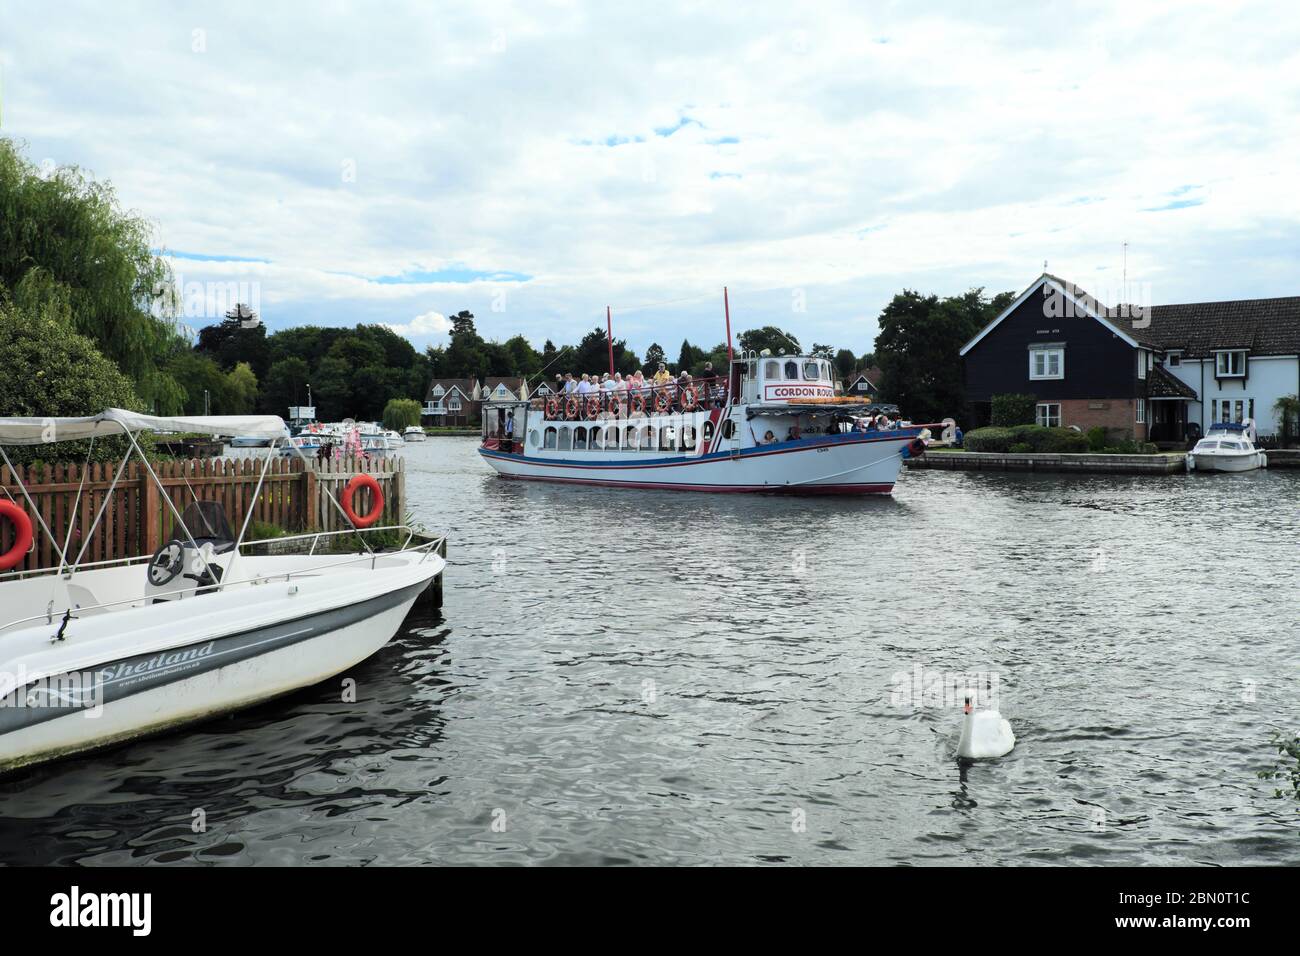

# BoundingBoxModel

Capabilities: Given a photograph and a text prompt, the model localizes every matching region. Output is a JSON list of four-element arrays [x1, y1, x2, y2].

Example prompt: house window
[[1215, 350, 1245, 377], [1136, 398, 1146, 424], [448, 397, 462, 411], [1029, 347, 1064, 380], [1035, 402, 1061, 428], [1166, 350, 1182, 367], [1137, 351, 1147, 380], [431, 385, 445, 396]]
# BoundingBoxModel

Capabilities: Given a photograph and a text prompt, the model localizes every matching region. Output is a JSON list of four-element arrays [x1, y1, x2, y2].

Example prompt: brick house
[[422, 378, 481, 426], [960, 274, 1300, 442], [842, 367, 882, 400]]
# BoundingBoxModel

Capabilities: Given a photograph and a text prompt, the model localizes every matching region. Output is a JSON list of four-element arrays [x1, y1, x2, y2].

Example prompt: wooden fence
[[0, 455, 405, 574]]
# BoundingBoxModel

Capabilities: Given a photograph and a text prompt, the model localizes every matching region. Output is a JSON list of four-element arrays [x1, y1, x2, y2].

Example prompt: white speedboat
[[0, 409, 444, 774], [403, 426, 427, 442], [478, 352, 930, 494], [1186, 421, 1268, 473]]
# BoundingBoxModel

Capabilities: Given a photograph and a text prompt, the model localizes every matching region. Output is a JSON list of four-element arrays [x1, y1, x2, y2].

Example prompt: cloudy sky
[[3, 0, 1298, 357]]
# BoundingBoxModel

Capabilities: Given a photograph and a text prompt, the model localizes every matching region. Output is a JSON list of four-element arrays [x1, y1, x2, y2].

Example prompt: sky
[[2, 0, 1299, 358]]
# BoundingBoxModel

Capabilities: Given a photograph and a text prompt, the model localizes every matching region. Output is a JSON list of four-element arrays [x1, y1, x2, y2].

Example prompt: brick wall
[[1055, 398, 1146, 441]]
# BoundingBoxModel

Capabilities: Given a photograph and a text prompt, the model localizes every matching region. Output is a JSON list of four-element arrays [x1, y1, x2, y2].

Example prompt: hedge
[[963, 425, 1090, 453], [990, 393, 1037, 427]]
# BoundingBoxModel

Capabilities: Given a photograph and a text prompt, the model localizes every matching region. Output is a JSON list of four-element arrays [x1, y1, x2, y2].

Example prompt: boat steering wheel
[[148, 539, 185, 587]]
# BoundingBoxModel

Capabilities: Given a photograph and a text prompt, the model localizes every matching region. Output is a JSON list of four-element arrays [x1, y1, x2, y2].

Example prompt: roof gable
[[961, 274, 1142, 356]]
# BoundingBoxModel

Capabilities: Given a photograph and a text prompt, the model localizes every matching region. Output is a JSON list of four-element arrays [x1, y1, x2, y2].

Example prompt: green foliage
[[382, 398, 422, 431], [964, 425, 1089, 453], [875, 287, 1015, 423], [0, 138, 186, 412], [0, 294, 142, 464], [1274, 394, 1300, 445], [225, 362, 259, 414], [738, 326, 801, 355], [1258, 730, 1300, 805], [991, 393, 1037, 426], [1086, 426, 1107, 452], [247, 520, 287, 541]]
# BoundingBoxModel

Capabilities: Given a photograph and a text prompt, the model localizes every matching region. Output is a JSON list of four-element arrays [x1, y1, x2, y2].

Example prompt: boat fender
[[342, 474, 385, 528], [0, 500, 34, 572], [901, 438, 926, 459]]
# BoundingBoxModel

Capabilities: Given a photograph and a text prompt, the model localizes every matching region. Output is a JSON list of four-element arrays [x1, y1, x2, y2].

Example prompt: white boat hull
[[1187, 451, 1266, 472], [480, 432, 919, 494], [0, 555, 441, 773]]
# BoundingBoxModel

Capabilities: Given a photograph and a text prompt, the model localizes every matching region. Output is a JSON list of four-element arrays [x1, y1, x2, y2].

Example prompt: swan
[[956, 693, 1015, 759]]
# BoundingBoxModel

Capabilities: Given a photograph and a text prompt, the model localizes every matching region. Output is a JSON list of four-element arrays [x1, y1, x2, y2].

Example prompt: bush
[[382, 398, 423, 432], [991, 393, 1037, 426], [1086, 426, 1106, 452], [964, 425, 1089, 453]]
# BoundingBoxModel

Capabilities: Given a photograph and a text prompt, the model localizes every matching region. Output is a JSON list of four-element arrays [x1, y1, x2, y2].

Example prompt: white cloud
[[6, 0, 1300, 356], [386, 310, 451, 341]]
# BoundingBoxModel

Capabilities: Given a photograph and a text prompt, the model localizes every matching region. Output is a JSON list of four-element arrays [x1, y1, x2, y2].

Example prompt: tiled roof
[[1132, 297, 1300, 357], [1146, 363, 1198, 400], [426, 378, 478, 401]]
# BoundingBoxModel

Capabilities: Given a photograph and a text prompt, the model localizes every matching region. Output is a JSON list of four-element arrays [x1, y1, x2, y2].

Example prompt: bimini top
[[0, 408, 290, 445]]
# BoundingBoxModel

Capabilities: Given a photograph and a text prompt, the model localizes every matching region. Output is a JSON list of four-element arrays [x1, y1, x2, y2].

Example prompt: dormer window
[[432, 385, 445, 396], [1215, 350, 1246, 377], [1028, 345, 1064, 381], [1166, 350, 1182, 368]]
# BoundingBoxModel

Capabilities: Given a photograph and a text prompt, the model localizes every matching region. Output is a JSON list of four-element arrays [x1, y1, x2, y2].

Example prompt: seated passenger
[[762, 429, 777, 444], [786, 425, 802, 441]]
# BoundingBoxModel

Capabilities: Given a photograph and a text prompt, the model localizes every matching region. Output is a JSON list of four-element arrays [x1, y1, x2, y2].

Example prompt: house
[[422, 378, 481, 426], [482, 377, 529, 403], [960, 274, 1300, 443], [843, 367, 882, 400]]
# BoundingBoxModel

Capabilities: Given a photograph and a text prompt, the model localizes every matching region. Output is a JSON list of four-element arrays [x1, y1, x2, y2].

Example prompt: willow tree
[[0, 138, 186, 412]]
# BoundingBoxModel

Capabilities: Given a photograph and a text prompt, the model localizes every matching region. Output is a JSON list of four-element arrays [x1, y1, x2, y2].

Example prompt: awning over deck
[[0, 409, 290, 445]]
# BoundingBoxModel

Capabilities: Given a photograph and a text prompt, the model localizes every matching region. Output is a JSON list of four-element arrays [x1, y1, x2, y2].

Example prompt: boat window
[[529, 430, 540, 448], [784, 360, 799, 379], [764, 360, 779, 379], [660, 426, 676, 451], [558, 427, 572, 451], [543, 427, 557, 449], [702, 421, 714, 444], [721, 419, 736, 439], [623, 426, 636, 449], [803, 361, 820, 380], [574, 427, 587, 449], [682, 426, 696, 449], [1201, 441, 1218, 450]]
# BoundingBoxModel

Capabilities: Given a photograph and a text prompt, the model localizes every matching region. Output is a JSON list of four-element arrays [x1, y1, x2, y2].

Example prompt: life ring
[[0, 500, 34, 572], [587, 395, 602, 420], [565, 396, 580, 420], [545, 397, 559, 419], [680, 385, 699, 411], [631, 392, 646, 416], [655, 390, 671, 413], [341, 474, 385, 528]]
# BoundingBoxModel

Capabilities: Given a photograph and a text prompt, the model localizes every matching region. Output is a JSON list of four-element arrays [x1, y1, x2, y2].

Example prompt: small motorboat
[[0, 409, 445, 774], [403, 426, 427, 442], [230, 435, 273, 448], [1186, 421, 1268, 473]]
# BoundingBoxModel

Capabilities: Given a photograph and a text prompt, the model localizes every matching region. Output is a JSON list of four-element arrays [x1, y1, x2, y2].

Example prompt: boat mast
[[606, 305, 615, 376]]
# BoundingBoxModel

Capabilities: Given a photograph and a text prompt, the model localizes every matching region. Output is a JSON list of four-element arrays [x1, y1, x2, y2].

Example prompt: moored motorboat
[[1186, 421, 1267, 473], [403, 426, 427, 442], [0, 409, 444, 773]]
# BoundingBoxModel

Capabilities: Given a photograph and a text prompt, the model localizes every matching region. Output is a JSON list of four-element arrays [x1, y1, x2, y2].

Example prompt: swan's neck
[[957, 709, 975, 753]]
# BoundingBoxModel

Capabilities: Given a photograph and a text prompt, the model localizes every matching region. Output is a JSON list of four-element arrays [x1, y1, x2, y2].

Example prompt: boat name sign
[[765, 384, 835, 400]]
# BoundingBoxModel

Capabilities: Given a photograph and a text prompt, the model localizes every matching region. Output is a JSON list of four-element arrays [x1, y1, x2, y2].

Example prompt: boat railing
[[0, 526, 445, 635], [532, 382, 728, 421]]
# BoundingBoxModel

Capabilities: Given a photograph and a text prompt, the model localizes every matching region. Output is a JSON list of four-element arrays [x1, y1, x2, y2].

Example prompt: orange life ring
[[341, 474, 385, 528], [565, 396, 580, 420], [587, 395, 602, 419], [545, 397, 559, 419], [0, 500, 34, 572], [655, 390, 671, 413], [681, 385, 699, 411], [631, 392, 646, 416]]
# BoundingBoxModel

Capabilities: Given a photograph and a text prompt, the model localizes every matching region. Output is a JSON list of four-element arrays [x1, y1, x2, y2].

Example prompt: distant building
[[482, 377, 529, 403], [843, 367, 882, 400], [423, 378, 480, 426], [961, 273, 1299, 442]]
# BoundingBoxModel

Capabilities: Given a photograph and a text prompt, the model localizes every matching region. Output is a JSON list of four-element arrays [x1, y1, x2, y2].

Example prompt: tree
[[738, 326, 801, 355], [0, 138, 186, 412], [225, 362, 259, 414], [1274, 394, 1300, 446], [167, 352, 232, 415], [262, 357, 310, 416], [196, 308, 270, 379], [382, 398, 423, 432], [643, 342, 666, 374], [833, 348, 857, 380], [676, 339, 706, 374], [0, 294, 142, 464], [873, 287, 1013, 423]]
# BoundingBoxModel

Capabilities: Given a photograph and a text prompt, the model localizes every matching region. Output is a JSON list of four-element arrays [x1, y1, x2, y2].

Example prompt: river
[[0, 438, 1296, 865]]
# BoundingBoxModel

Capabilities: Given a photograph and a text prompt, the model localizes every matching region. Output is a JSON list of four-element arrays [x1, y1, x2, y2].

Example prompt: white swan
[[956, 693, 1015, 759]]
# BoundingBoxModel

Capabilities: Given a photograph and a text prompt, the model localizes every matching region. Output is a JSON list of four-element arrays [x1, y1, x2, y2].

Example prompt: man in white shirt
[[576, 375, 591, 395]]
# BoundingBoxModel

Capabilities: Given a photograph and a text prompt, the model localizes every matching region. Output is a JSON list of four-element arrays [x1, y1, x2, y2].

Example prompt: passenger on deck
[[652, 363, 672, 386], [787, 425, 802, 441], [762, 430, 777, 444], [577, 375, 592, 395], [563, 373, 577, 395]]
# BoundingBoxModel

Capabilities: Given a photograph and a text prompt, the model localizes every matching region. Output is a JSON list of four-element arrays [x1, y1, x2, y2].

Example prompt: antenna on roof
[[1122, 240, 1128, 297], [1043, 259, 1048, 274]]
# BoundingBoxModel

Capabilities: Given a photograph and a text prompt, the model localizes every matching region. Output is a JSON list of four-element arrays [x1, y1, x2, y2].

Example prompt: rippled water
[[1, 439, 1297, 865]]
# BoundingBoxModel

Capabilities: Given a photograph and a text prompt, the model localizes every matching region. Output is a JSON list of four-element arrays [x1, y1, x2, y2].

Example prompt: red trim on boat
[[496, 473, 894, 495]]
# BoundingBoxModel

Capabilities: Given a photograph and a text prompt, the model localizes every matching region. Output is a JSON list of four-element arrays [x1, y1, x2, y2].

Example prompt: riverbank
[[906, 450, 1186, 474]]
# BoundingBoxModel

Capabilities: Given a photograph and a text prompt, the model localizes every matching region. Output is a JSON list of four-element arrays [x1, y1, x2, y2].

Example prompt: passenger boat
[[0, 409, 445, 773], [478, 352, 929, 494], [1186, 421, 1268, 472]]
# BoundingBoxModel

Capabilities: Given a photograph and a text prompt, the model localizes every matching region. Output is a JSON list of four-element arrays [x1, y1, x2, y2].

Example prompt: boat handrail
[[530, 381, 729, 420], [0, 528, 446, 634]]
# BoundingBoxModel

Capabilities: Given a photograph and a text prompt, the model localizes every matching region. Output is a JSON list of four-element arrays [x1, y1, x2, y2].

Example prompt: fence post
[[143, 462, 161, 555], [303, 458, 317, 532]]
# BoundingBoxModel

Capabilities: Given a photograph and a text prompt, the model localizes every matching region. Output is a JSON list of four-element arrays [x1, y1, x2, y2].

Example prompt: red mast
[[606, 305, 615, 376], [722, 286, 733, 364]]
